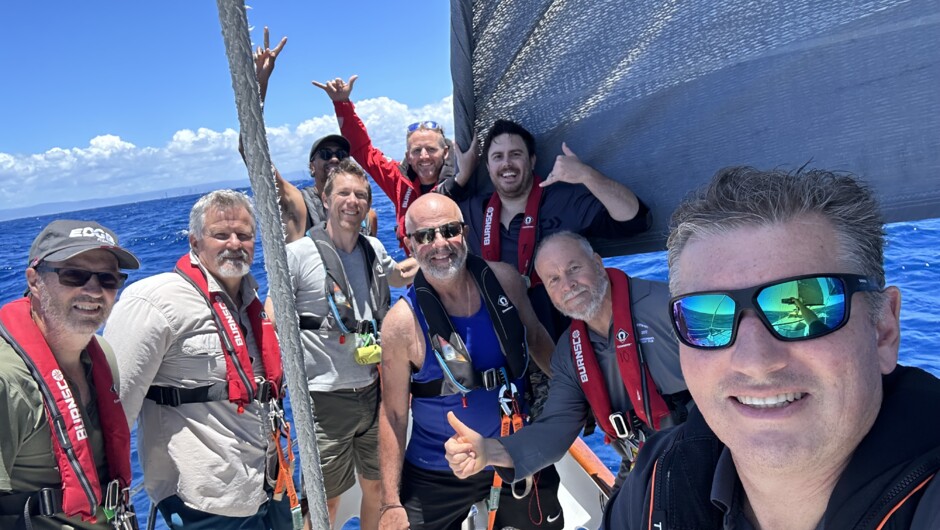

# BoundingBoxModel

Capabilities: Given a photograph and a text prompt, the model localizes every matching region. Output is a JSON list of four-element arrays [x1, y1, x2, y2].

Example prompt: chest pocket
[[174, 331, 227, 384]]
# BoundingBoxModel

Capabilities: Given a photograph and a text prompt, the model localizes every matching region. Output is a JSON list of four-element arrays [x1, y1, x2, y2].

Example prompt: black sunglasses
[[35, 264, 128, 290], [669, 273, 881, 349], [407, 221, 465, 245], [313, 148, 349, 162]]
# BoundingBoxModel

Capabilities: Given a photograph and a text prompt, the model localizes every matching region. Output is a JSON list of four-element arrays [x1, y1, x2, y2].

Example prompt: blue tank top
[[404, 289, 526, 471]]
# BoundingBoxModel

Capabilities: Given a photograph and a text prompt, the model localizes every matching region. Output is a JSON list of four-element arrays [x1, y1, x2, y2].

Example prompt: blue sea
[[1, 189, 937, 529]]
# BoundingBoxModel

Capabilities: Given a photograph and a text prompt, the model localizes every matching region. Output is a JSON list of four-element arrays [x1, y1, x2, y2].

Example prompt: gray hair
[[535, 231, 595, 265], [189, 189, 257, 240], [667, 166, 886, 318]]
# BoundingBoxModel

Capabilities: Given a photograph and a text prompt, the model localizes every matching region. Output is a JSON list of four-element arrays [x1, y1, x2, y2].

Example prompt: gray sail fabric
[[451, 0, 940, 255]]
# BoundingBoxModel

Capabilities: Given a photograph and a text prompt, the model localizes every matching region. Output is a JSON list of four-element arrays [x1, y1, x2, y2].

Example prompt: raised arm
[[236, 27, 307, 242], [387, 257, 419, 288], [488, 260, 555, 376], [313, 76, 409, 203], [377, 300, 423, 529], [541, 142, 640, 221]]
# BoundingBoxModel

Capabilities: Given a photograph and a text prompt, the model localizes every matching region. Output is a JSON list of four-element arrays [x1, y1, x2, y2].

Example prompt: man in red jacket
[[314, 75, 478, 253]]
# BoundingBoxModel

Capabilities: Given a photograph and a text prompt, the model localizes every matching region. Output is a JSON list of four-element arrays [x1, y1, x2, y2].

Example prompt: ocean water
[[1, 189, 937, 529]]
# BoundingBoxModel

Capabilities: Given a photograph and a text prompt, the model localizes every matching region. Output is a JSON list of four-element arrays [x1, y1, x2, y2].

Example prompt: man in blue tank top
[[378, 194, 562, 530]]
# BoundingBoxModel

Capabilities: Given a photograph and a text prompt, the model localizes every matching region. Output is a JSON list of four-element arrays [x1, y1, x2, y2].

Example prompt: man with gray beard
[[1, 220, 139, 529], [377, 194, 562, 530], [445, 231, 688, 489], [105, 190, 293, 529]]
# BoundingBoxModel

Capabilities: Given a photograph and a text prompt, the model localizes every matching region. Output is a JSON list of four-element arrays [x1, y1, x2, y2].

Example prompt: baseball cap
[[28, 220, 141, 270], [309, 134, 351, 162]]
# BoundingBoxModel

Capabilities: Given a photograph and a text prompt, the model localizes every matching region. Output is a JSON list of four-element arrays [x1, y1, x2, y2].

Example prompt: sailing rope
[[214, 1, 330, 528]]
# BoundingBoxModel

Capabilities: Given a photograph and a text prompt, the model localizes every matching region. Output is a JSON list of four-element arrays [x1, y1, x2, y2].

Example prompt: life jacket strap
[[298, 313, 377, 336], [0, 487, 63, 518], [410, 367, 501, 398], [145, 380, 277, 406]]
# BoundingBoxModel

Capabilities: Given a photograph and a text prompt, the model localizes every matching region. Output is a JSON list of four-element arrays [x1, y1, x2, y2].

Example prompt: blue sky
[[0, 2, 454, 210]]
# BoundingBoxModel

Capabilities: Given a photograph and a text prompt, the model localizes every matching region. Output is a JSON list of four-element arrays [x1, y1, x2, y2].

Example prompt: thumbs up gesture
[[444, 411, 488, 478]]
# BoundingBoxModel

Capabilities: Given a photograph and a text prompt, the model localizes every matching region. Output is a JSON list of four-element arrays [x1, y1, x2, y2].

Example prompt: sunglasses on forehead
[[313, 148, 349, 162], [35, 264, 128, 290], [407, 221, 465, 245], [669, 273, 881, 349], [407, 121, 443, 133]]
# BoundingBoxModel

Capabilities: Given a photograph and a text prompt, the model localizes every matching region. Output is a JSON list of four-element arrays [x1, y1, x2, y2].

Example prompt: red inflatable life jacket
[[569, 269, 670, 438], [0, 297, 131, 523], [174, 255, 283, 406], [481, 174, 544, 284]]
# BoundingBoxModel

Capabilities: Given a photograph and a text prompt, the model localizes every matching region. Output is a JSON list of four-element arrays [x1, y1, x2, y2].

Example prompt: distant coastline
[[0, 172, 309, 222]]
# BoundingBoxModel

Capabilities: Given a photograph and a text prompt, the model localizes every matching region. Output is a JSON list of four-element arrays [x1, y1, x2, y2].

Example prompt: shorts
[[310, 379, 381, 497], [399, 460, 564, 530], [156, 492, 292, 530]]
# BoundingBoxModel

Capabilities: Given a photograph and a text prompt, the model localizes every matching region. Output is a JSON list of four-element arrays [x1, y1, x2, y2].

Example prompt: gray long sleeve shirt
[[497, 276, 686, 482]]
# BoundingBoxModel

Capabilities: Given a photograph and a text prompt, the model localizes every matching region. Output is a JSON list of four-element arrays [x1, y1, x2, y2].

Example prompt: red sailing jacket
[[0, 297, 131, 522], [336, 100, 457, 254]]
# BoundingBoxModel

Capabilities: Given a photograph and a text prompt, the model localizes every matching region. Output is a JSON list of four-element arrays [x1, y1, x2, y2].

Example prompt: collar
[[188, 251, 259, 309], [710, 448, 754, 530]]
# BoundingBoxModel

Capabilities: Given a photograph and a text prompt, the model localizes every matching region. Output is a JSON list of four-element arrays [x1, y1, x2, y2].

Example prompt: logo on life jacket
[[616, 328, 630, 347], [524, 215, 533, 226], [483, 206, 495, 246], [53, 370, 88, 441], [216, 295, 245, 347], [572, 329, 588, 383]]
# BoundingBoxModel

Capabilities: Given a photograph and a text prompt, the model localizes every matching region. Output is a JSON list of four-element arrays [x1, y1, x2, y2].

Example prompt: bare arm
[[541, 142, 640, 221], [453, 135, 479, 188], [387, 257, 419, 288], [377, 300, 424, 529], [487, 261, 555, 376], [236, 27, 306, 242]]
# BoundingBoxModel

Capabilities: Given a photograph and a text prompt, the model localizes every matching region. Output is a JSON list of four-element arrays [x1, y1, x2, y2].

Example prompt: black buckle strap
[[146, 381, 278, 407], [145, 385, 225, 406], [0, 488, 63, 518]]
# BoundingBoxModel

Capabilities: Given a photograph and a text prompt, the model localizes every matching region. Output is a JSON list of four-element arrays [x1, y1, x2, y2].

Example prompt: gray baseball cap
[[28, 220, 140, 269]]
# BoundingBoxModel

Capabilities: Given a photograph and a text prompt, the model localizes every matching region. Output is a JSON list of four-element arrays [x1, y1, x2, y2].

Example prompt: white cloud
[[0, 95, 455, 211]]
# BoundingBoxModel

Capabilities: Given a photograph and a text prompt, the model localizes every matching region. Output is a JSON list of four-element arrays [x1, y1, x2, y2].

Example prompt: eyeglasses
[[35, 264, 128, 290], [407, 221, 465, 245], [314, 148, 349, 162], [669, 273, 881, 349], [407, 121, 443, 133]]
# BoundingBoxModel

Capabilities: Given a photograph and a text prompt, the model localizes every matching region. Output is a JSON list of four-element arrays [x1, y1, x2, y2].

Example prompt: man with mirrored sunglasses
[[314, 74, 478, 254], [602, 167, 940, 530], [238, 27, 377, 243], [1, 219, 140, 529]]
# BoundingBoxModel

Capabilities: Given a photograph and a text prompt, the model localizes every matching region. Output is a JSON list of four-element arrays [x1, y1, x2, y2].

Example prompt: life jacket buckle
[[610, 412, 632, 439], [355, 320, 376, 335], [37, 487, 59, 516], [256, 379, 273, 403], [482, 368, 499, 391]]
